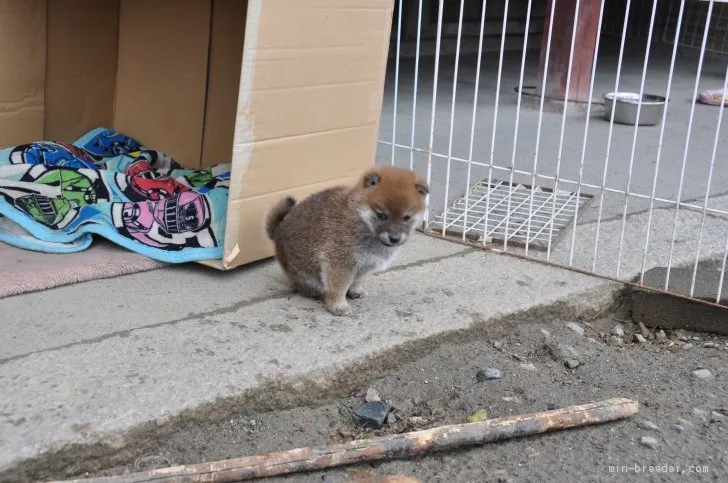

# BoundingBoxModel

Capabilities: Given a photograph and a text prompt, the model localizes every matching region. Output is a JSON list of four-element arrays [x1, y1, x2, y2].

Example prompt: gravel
[[365, 388, 381, 403], [354, 402, 391, 429], [633, 334, 647, 344], [637, 420, 660, 432], [476, 368, 504, 382], [566, 322, 585, 336], [692, 368, 714, 380], [59, 316, 728, 483], [547, 343, 581, 363], [640, 436, 659, 450]]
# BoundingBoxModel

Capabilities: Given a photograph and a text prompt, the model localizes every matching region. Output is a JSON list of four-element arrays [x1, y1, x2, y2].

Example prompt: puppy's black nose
[[389, 235, 401, 244]]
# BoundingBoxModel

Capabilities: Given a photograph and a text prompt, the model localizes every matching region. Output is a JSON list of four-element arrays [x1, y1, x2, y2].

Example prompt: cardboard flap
[[223, 0, 395, 268]]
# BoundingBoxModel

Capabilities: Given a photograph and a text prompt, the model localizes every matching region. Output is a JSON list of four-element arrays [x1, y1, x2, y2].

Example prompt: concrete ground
[[2, 219, 727, 481], [1, 234, 622, 480], [88, 315, 728, 483], [3, 40, 728, 481], [376, 41, 728, 279]]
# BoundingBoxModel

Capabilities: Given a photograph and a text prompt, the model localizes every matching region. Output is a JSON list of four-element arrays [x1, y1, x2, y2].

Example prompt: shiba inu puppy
[[266, 166, 428, 316]]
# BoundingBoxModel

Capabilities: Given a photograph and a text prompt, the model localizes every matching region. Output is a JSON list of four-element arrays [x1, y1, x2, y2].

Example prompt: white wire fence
[[378, 0, 728, 305]]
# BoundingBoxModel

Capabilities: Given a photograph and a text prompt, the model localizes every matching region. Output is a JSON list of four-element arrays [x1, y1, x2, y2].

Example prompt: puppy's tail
[[265, 196, 296, 239]]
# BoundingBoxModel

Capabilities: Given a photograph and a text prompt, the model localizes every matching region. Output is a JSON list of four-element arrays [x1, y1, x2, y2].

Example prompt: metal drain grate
[[428, 180, 593, 251]]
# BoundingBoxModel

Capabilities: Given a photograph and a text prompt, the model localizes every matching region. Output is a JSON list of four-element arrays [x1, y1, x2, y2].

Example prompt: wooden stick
[[61, 398, 637, 483]]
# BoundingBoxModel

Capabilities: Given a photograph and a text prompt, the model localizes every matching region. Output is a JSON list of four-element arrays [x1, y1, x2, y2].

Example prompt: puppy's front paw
[[347, 288, 368, 299], [326, 300, 352, 316]]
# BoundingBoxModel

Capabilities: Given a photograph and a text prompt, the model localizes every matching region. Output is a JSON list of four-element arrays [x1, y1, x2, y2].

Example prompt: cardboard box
[[0, 0, 395, 269]]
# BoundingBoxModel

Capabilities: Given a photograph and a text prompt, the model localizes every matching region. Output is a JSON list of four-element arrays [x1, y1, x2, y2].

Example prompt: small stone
[[683, 343, 693, 350], [493, 340, 504, 351], [711, 411, 727, 422], [672, 424, 686, 433], [633, 334, 647, 344], [639, 322, 652, 339], [477, 367, 503, 382], [609, 336, 624, 346], [354, 401, 391, 429], [692, 336, 700, 341], [548, 342, 581, 362], [386, 412, 397, 425], [466, 409, 488, 423], [540, 329, 551, 338], [512, 354, 525, 362], [611, 325, 625, 337], [566, 322, 585, 336], [637, 420, 660, 432], [407, 416, 427, 427], [692, 368, 714, 380], [693, 408, 709, 422], [676, 331, 689, 342], [677, 418, 693, 430], [703, 342, 719, 348], [365, 388, 381, 402], [565, 359, 580, 369], [656, 330, 667, 341], [640, 436, 659, 449], [520, 363, 538, 372]]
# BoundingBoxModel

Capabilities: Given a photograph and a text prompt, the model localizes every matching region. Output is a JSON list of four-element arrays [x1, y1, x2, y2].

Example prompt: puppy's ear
[[362, 170, 381, 188], [415, 179, 429, 196]]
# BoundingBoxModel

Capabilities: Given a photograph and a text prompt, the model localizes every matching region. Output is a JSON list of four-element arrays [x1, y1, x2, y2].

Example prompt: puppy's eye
[[403, 215, 411, 221], [376, 211, 388, 221]]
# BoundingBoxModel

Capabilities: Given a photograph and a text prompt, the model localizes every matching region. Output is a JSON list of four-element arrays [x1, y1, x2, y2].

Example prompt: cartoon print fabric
[[0, 128, 230, 263]]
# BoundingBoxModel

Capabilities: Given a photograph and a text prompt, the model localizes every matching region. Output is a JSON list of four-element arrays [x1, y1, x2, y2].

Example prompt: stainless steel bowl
[[603, 92, 666, 126]]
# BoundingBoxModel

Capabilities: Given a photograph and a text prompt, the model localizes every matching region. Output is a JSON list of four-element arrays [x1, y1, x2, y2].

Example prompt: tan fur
[[266, 166, 429, 316]]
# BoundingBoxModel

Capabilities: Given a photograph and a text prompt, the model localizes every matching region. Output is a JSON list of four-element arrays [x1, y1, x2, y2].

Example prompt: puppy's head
[[355, 166, 429, 247]]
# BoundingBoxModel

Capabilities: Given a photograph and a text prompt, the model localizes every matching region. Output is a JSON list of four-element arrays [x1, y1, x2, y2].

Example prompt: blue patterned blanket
[[0, 128, 230, 263]]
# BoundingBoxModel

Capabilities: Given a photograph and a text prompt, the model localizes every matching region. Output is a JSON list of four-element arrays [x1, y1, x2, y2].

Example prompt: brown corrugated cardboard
[[114, 0, 212, 168], [0, 0, 45, 147], [222, 0, 394, 268], [45, 0, 119, 141], [201, 0, 247, 168], [0, 0, 395, 270]]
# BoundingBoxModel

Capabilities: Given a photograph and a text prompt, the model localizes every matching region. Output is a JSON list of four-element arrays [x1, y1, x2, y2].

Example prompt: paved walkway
[[0, 234, 617, 476]]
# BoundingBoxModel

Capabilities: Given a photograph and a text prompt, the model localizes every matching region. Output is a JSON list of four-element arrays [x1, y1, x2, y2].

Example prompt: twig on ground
[[58, 398, 638, 483]]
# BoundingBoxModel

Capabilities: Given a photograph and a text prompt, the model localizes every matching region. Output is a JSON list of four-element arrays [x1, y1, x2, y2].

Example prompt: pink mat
[[698, 88, 728, 106], [0, 240, 166, 299]]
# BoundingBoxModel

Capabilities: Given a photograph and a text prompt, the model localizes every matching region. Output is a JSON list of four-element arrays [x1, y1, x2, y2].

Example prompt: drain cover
[[427, 179, 592, 251]]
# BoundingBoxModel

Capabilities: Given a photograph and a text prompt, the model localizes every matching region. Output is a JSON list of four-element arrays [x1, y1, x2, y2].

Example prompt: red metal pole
[[537, 0, 601, 102]]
